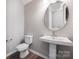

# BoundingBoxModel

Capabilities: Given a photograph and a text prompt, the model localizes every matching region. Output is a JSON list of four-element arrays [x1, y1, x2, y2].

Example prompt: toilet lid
[[16, 43, 29, 51]]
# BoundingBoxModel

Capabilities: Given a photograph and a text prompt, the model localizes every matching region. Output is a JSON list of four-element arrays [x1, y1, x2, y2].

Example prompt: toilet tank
[[24, 35, 33, 44]]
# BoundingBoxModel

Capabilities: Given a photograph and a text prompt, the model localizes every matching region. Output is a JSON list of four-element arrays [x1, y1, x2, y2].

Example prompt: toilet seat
[[16, 43, 29, 51]]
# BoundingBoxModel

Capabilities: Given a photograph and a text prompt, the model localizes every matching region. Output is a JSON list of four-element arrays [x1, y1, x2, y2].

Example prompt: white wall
[[6, 0, 24, 54], [24, 0, 73, 57], [22, 0, 32, 5], [24, 0, 51, 57]]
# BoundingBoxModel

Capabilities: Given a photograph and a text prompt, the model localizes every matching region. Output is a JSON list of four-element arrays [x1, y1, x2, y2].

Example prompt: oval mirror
[[44, 1, 69, 31]]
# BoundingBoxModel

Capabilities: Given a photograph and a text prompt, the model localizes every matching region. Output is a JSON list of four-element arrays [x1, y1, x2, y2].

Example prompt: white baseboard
[[30, 49, 48, 59], [6, 50, 17, 57]]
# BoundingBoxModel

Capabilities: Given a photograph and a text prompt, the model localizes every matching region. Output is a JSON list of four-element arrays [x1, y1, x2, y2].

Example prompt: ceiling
[[22, 0, 32, 5]]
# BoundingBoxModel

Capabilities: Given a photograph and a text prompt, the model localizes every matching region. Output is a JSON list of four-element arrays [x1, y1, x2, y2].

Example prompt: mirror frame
[[44, 2, 69, 32]]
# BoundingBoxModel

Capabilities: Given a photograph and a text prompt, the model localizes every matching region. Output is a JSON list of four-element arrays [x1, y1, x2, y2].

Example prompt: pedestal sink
[[40, 36, 72, 59]]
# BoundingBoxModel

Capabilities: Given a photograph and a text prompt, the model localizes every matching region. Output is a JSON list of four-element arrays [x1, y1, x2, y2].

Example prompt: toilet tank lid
[[25, 35, 33, 37]]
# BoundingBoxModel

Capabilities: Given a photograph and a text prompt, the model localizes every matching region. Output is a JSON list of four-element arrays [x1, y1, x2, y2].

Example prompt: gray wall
[[6, 0, 24, 54], [24, 0, 73, 57]]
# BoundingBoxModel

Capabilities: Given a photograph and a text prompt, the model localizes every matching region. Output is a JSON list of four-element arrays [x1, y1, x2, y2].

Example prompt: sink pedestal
[[49, 44, 56, 59]]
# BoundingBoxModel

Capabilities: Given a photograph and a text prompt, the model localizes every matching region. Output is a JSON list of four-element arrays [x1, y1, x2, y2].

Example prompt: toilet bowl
[[16, 35, 33, 58]]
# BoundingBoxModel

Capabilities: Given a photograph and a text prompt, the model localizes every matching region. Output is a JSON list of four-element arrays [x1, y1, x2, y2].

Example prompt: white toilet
[[16, 35, 33, 58]]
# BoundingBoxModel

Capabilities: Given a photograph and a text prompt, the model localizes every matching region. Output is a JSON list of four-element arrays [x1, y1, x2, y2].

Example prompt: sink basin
[[40, 36, 72, 46]]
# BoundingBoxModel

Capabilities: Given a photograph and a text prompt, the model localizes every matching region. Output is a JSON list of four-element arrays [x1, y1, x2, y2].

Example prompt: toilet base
[[20, 50, 29, 58]]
